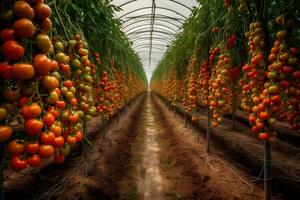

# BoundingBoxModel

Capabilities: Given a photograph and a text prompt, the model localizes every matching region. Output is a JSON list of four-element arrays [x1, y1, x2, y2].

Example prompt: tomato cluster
[[0, 0, 147, 171], [209, 50, 234, 127]]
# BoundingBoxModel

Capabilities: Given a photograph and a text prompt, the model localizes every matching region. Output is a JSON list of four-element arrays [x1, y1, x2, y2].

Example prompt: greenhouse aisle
[[4, 92, 267, 200]]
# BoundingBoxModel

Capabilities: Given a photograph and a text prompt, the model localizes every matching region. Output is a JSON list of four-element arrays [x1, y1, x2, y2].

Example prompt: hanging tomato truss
[[0, 0, 147, 183], [151, 1, 299, 200]]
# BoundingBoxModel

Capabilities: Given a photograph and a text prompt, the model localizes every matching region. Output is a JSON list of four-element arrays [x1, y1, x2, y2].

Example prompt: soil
[[3, 92, 287, 200]]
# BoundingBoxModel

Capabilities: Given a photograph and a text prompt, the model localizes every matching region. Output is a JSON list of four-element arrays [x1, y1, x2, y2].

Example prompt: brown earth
[[3, 93, 284, 200]]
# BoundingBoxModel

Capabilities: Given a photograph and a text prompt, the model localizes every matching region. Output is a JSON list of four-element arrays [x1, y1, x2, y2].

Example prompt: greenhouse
[[0, 0, 299, 200]]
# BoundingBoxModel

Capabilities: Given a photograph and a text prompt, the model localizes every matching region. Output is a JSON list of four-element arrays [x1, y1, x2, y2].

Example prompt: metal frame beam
[[123, 18, 179, 30], [118, 6, 188, 20]]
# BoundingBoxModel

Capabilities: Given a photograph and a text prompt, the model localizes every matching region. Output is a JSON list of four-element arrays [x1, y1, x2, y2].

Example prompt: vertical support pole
[[83, 117, 88, 176], [206, 107, 211, 153], [184, 112, 187, 128], [103, 119, 107, 139], [0, 143, 5, 200], [264, 139, 271, 200]]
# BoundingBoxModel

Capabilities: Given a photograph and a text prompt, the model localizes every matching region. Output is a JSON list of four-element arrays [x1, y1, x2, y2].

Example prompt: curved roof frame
[[134, 45, 165, 51], [133, 43, 168, 49], [122, 13, 185, 24], [119, 0, 193, 12], [118, 6, 188, 20], [132, 39, 170, 46], [131, 36, 172, 44], [125, 23, 177, 35], [112, 0, 198, 79], [129, 32, 174, 41], [127, 29, 174, 37], [123, 18, 179, 31]]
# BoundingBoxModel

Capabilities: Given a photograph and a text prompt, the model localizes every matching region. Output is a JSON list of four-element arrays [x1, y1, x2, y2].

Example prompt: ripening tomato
[[13, 18, 35, 38], [13, 1, 35, 20], [12, 63, 35, 80], [42, 75, 58, 91], [41, 131, 55, 145], [75, 131, 83, 142], [0, 125, 13, 142], [259, 112, 269, 120], [7, 140, 25, 156], [26, 141, 40, 154], [0, 107, 7, 120], [53, 154, 64, 164], [50, 124, 62, 136], [47, 90, 59, 104], [0, 29, 15, 42], [55, 100, 66, 109], [27, 154, 42, 168], [43, 112, 55, 127], [2, 40, 25, 61], [34, 3, 52, 19], [24, 119, 43, 136], [21, 103, 42, 119], [10, 156, 27, 171], [259, 132, 269, 140], [39, 145, 54, 158], [0, 62, 13, 79], [36, 34, 52, 53], [33, 54, 52, 75], [69, 114, 79, 124], [53, 136, 65, 148], [47, 107, 59, 119], [40, 18, 52, 31], [66, 135, 77, 145]]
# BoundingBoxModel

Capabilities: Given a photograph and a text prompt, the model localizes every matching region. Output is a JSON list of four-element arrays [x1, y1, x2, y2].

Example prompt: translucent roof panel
[[112, 0, 198, 80]]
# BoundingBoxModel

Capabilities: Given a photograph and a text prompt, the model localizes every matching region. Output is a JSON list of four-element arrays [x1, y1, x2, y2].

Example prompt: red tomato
[[0, 125, 13, 142], [53, 136, 65, 148], [0, 29, 15, 42], [24, 119, 44, 136], [55, 100, 66, 109], [75, 131, 83, 142], [2, 40, 25, 61], [26, 141, 40, 154], [10, 156, 28, 171], [40, 131, 55, 145], [0, 62, 13, 79], [47, 107, 59, 119], [39, 145, 54, 158], [43, 112, 55, 126], [27, 154, 42, 168], [69, 114, 79, 124], [259, 132, 269, 140], [7, 140, 25, 156], [21, 103, 42, 119], [66, 135, 77, 145]]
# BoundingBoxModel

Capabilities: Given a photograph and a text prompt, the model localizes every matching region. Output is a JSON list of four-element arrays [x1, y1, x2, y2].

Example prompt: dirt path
[[4, 93, 275, 200], [136, 96, 165, 199]]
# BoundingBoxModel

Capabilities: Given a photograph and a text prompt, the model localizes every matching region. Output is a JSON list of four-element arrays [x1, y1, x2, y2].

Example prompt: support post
[[184, 112, 187, 128], [0, 143, 5, 200], [206, 107, 211, 153], [264, 139, 271, 200]]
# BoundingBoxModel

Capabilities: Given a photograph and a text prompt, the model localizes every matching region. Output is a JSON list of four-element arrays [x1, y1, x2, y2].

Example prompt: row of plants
[[0, 0, 147, 171], [151, 0, 300, 139]]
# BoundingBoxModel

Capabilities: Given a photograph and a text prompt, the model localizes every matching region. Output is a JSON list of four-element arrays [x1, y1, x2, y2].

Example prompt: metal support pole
[[0, 143, 5, 200], [264, 139, 271, 200], [184, 112, 187, 128], [206, 107, 211, 153]]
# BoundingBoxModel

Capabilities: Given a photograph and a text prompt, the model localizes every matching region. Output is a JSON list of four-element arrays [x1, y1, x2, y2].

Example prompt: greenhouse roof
[[112, 0, 198, 80]]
